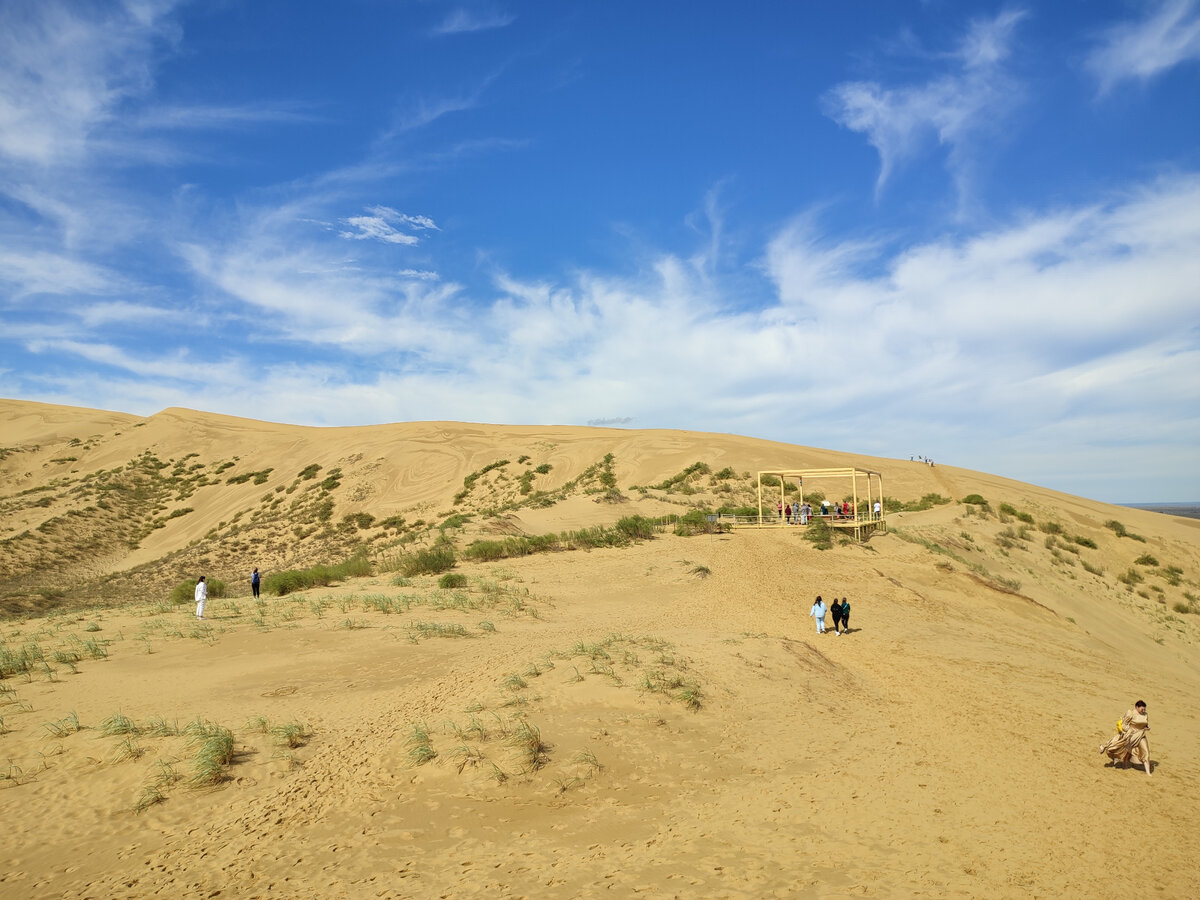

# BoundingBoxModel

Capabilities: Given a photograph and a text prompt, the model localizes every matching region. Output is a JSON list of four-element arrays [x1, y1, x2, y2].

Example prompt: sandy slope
[[2, 399, 1199, 897]]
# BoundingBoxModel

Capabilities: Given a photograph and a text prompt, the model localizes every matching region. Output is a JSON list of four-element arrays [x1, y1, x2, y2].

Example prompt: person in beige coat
[[1100, 700, 1151, 776]]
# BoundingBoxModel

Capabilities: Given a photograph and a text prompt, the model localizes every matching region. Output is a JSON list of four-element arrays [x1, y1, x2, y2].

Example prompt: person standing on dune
[[251, 567, 261, 599], [195, 575, 208, 620], [1100, 700, 1152, 776]]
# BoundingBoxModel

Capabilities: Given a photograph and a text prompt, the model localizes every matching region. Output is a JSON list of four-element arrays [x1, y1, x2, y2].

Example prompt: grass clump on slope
[[264, 551, 373, 596]]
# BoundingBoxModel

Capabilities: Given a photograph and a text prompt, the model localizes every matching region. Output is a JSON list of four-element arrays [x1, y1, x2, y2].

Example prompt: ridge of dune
[[1, 397, 1198, 897]]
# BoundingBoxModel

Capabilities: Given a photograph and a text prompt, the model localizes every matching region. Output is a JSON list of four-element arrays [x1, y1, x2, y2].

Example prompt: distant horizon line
[[1119, 501, 1200, 507]]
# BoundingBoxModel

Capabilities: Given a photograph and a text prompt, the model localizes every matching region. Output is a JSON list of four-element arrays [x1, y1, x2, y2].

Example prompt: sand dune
[[2, 398, 1198, 897]]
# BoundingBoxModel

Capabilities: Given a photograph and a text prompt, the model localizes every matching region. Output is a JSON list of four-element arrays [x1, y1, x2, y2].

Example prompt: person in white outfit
[[195, 576, 208, 619], [873, 500, 882, 518], [809, 596, 827, 634]]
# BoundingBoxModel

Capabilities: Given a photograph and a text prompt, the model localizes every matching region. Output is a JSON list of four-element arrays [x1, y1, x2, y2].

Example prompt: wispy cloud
[[134, 102, 321, 130], [339, 206, 439, 245], [430, 7, 515, 37], [823, 9, 1026, 204], [126, 172, 1191, 499], [0, 249, 120, 298], [1087, 0, 1200, 94], [0, 0, 181, 166]]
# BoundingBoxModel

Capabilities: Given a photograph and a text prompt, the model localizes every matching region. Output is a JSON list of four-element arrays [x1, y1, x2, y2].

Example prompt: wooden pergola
[[754, 467, 886, 541]]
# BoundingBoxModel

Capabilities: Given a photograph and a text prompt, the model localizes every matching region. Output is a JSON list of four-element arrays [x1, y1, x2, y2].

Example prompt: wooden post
[[879, 472, 886, 533], [852, 472, 860, 541]]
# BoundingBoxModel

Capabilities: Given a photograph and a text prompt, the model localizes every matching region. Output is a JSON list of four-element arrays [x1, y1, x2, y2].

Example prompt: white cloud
[[1087, 0, 1200, 93], [0, 0, 180, 166], [823, 10, 1026, 202], [430, 8, 515, 37], [0, 249, 119, 298], [339, 206, 439, 245], [134, 102, 320, 131], [25, 338, 244, 385]]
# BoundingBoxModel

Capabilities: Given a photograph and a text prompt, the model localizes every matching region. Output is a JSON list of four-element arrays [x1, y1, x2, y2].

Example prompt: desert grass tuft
[[407, 621, 469, 641], [573, 748, 603, 773], [406, 722, 437, 766], [507, 718, 550, 773], [101, 712, 140, 736], [134, 760, 182, 814], [271, 721, 310, 749], [450, 744, 486, 773], [185, 720, 236, 787], [44, 711, 82, 737], [554, 775, 585, 794], [111, 735, 146, 763], [503, 673, 528, 692], [143, 716, 180, 737]]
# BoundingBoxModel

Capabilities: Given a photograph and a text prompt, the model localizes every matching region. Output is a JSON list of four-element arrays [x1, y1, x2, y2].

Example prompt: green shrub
[[1116, 568, 1144, 586], [396, 543, 456, 577], [961, 494, 988, 505], [226, 468, 272, 485], [1104, 519, 1146, 542], [804, 519, 833, 550], [170, 578, 227, 605], [438, 573, 468, 589], [264, 552, 373, 596], [298, 463, 322, 480], [888, 493, 952, 512], [673, 509, 710, 536], [1039, 521, 1064, 535], [341, 512, 375, 530], [1072, 535, 1097, 549], [615, 515, 656, 540], [1134, 554, 1158, 566], [652, 462, 711, 491], [464, 535, 557, 562]]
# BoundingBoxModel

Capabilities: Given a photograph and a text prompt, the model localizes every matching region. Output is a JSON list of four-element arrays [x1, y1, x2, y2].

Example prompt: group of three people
[[782, 501, 812, 524], [808, 595, 850, 634]]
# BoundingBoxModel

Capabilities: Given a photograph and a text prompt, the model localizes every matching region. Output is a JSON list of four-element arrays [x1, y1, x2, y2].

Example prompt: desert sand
[[2, 398, 1199, 898]]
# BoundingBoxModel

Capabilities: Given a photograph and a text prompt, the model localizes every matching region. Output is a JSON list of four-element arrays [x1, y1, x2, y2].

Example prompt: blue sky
[[1, 1, 1198, 503]]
